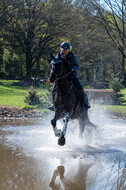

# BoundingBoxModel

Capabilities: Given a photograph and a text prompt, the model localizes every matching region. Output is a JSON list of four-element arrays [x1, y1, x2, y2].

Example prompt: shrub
[[111, 77, 124, 92], [111, 78, 125, 105], [24, 87, 41, 105]]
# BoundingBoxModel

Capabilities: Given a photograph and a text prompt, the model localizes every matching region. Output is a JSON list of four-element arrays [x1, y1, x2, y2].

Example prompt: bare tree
[[92, 0, 126, 82]]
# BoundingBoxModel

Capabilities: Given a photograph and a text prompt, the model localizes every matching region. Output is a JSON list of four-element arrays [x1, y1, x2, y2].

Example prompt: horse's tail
[[86, 112, 97, 129]]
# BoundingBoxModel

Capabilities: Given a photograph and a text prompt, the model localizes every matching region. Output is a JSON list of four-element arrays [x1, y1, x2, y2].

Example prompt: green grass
[[0, 96, 27, 107], [0, 80, 126, 117], [0, 80, 19, 86], [121, 88, 126, 101], [105, 105, 126, 116], [0, 80, 51, 108], [0, 80, 29, 107], [105, 88, 126, 116]]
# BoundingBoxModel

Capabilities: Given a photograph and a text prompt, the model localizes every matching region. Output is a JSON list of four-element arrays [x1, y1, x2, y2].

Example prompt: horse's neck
[[57, 78, 70, 97]]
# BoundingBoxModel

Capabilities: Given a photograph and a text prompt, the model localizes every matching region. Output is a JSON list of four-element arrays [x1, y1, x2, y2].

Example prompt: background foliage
[[0, 0, 126, 86]]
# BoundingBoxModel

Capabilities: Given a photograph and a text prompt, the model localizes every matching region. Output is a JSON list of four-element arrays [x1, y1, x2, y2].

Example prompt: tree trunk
[[26, 53, 32, 78], [35, 58, 40, 77], [122, 0, 125, 74], [102, 61, 106, 81], [85, 68, 90, 83], [0, 39, 3, 70]]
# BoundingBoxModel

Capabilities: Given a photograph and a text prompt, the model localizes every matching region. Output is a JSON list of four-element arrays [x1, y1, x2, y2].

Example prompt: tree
[[69, 0, 121, 84], [1, 0, 72, 77], [1, 0, 124, 84], [92, 0, 126, 84], [0, 0, 4, 77]]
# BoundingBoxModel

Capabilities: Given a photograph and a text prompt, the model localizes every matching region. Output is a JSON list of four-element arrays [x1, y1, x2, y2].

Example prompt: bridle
[[50, 60, 72, 81], [50, 60, 73, 102]]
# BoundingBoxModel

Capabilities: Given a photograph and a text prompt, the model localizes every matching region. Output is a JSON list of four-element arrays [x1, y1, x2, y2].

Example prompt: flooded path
[[0, 108, 126, 190]]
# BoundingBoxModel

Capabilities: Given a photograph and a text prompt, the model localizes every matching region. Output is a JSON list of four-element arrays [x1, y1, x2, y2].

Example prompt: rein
[[53, 69, 73, 99], [57, 71, 72, 80], [52, 82, 73, 99], [52, 83, 73, 110], [62, 83, 73, 100], [50, 61, 73, 108]]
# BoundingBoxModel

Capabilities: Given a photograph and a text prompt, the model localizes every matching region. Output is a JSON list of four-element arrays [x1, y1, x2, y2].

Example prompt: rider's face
[[62, 49, 70, 56]]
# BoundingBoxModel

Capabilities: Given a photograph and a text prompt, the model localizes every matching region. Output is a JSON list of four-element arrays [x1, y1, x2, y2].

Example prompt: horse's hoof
[[58, 135, 65, 146]]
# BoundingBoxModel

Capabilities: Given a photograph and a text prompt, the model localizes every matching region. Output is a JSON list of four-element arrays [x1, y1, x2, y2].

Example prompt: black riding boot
[[48, 88, 56, 111], [79, 89, 90, 109]]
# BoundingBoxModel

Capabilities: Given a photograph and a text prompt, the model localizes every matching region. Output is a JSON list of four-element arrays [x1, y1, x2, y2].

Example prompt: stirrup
[[83, 102, 91, 110]]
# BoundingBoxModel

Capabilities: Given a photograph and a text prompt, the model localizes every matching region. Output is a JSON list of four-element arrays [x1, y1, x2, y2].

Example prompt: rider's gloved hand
[[61, 57, 66, 62], [46, 79, 51, 85]]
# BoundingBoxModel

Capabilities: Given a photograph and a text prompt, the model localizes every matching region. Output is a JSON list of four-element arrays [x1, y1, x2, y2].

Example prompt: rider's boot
[[83, 101, 91, 109], [48, 91, 56, 111], [80, 89, 90, 109]]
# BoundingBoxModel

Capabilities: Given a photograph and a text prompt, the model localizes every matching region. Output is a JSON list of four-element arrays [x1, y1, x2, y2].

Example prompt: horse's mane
[[49, 53, 83, 117]]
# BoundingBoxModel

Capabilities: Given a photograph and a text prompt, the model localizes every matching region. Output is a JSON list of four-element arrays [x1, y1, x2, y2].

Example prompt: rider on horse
[[49, 42, 90, 110]]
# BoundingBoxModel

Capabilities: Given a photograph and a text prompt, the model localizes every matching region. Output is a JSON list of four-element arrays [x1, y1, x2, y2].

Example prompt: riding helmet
[[60, 42, 70, 50]]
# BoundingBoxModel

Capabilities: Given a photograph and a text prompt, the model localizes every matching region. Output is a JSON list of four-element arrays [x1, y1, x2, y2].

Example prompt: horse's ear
[[50, 52, 55, 60]]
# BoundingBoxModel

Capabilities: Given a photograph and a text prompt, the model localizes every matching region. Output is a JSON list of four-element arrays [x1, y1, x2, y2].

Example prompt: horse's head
[[49, 53, 64, 83]]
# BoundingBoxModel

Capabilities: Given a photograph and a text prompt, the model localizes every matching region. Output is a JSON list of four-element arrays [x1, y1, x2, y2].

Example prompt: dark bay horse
[[49, 53, 94, 146]]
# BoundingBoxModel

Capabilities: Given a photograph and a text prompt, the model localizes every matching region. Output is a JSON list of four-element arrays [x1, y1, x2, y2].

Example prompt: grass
[[105, 105, 126, 116], [0, 80, 19, 86], [0, 80, 51, 108], [0, 80, 126, 117], [105, 88, 126, 116], [121, 88, 126, 101], [0, 84, 27, 107]]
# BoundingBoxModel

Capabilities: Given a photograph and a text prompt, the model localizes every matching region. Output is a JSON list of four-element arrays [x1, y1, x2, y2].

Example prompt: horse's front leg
[[58, 110, 73, 146], [51, 113, 61, 137]]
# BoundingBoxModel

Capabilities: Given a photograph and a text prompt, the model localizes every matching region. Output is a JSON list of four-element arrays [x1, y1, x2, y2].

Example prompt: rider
[[49, 41, 90, 110]]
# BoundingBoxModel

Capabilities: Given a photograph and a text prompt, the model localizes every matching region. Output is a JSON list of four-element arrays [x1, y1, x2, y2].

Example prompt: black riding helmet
[[60, 42, 70, 50]]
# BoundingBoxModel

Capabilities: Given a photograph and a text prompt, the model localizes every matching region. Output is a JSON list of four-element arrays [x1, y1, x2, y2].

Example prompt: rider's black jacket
[[55, 51, 83, 93], [56, 51, 80, 74]]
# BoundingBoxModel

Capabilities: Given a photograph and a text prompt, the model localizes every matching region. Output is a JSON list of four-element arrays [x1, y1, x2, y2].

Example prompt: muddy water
[[0, 108, 126, 190]]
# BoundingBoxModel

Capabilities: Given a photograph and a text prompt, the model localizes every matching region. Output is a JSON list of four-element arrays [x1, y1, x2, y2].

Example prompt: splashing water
[[0, 106, 126, 190], [1, 105, 126, 156]]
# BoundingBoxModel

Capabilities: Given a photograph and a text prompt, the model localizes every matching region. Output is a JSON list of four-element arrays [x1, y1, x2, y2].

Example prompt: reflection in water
[[0, 118, 126, 190], [49, 161, 93, 190], [0, 141, 94, 190], [49, 165, 65, 190]]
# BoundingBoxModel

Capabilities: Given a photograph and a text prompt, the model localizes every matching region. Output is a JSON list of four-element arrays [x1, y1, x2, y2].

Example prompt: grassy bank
[[103, 88, 126, 117], [0, 80, 126, 118], [105, 105, 126, 116], [121, 88, 126, 101], [0, 80, 51, 109]]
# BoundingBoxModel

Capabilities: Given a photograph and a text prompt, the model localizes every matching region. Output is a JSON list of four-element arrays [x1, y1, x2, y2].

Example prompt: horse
[[49, 53, 94, 146]]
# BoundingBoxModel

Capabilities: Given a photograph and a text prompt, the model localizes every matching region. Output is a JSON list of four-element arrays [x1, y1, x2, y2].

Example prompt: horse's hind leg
[[78, 113, 86, 139]]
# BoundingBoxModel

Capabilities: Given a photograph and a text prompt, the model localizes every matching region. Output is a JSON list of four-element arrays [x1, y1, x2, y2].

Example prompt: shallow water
[[0, 108, 126, 190]]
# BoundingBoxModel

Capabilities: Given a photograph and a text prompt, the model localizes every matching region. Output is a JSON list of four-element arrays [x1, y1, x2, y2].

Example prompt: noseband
[[50, 61, 72, 81]]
